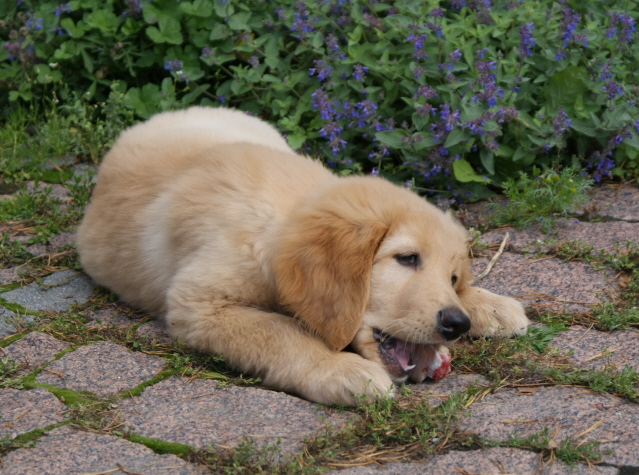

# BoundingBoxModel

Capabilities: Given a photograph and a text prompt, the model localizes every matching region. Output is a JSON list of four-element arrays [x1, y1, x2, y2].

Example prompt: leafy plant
[[1, 0, 638, 196], [493, 166, 593, 231]]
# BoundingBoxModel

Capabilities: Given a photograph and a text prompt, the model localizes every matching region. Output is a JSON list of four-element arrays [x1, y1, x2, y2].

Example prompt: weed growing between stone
[[495, 427, 609, 468], [451, 327, 639, 401], [492, 166, 593, 232], [296, 389, 473, 469], [541, 239, 639, 331], [0, 425, 62, 460], [545, 365, 639, 400], [0, 356, 19, 381]]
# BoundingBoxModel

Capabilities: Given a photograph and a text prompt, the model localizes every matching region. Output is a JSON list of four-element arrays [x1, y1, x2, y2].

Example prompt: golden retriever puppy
[[77, 107, 528, 406]]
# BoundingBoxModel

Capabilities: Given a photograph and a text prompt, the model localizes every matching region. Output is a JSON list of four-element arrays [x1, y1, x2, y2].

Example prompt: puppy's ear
[[273, 180, 390, 351]]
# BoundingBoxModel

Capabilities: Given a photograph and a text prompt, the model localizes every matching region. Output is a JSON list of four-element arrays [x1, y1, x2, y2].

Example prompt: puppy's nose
[[438, 308, 471, 340]]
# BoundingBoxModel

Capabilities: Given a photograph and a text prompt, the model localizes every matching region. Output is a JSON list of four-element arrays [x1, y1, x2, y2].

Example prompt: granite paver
[[457, 386, 639, 467], [584, 185, 639, 222], [480, 219, 639, 253], [83, 306, 139, 327], [2, 269, 95, 312], [0, 388, 67, 439], [549, 325, 639, 371], [0, 307, 34, 338], [136, 319, 173, 343], [410, 373, 490, 406], [0, 425, 208, 475], [118, 376, 353, 457], [36, 341, 165, 396], [331, 447, 619, 474], [2, 332, 69, 373], [0, 267, 21, 285], [472, 252, 617, 313], [0, 307, 18, 338]]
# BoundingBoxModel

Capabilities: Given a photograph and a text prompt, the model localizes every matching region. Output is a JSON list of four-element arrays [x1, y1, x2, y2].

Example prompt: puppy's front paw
[[461, 287, 530, 338], [302, 352, 394, 406]]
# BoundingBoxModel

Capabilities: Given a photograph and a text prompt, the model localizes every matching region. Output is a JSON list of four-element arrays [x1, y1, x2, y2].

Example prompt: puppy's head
[[273, 176, 471, 382]]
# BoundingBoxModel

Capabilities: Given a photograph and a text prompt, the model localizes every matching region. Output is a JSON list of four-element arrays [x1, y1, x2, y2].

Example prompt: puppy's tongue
[[376, 330, 452, 382], [407, 345, 451, 383], [391, 339, 414, 371]]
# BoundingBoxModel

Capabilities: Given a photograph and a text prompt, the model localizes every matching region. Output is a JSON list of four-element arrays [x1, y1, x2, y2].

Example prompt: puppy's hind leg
[[165, 285, 394, 406]]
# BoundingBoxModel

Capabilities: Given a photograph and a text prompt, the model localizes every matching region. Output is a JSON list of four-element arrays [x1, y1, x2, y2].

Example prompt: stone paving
[[0, 182, 638, 474]]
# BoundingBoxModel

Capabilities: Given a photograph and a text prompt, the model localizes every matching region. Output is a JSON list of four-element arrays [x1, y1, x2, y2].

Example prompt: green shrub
[[1, 0, 638, 197]]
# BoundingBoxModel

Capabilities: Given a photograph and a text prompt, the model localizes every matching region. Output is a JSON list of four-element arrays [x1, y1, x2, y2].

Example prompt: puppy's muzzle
[[438, 307, 471, 340]]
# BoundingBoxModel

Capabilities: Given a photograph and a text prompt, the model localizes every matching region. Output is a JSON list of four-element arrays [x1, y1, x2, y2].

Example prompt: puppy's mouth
[[373, 328, 452, 383]]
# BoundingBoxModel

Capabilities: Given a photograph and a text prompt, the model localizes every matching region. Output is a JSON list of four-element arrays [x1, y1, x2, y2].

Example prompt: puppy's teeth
[[405, 364, 416, 371]]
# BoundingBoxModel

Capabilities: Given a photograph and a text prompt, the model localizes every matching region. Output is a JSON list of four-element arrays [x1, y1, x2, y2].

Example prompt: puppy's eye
[[451, 275, 458, 286], [395, 253, 419, 267]]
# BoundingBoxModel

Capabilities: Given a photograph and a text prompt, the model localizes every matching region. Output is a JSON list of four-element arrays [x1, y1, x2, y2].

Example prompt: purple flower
[[619, 14, 636, 44], [518, 22, 536, 58], [54, 3, 71, 16], [426, 22, 443, 37], [201, 46, 213, 59], [352, 64, 369, 81], [163, 59, 188, 81], [474, 48, 488, 59], [448, 49, 462, 62], [407, 32, 428, 60], [3, 41, 21, 61], [598, 63, 612, 82], [311, 88, 334, 120], [415, 104, 434, 116], [471, 60, 502, 108], [602, 80, 623, 100], [608, 12, 636, 44], [362, 13, 384, 30], [430, 103, 460, 142], [552, 107, 572, 136], [414, 85, 437, 101], [326, 33, 339, 53], [25, 13, 43, 31], [558, 6, 580, 48], [309, 59, 332, 81], [122, 0, 141, 18], [412, 66, 425, 79], [164, 60, 183, 72], [275, 8, 286, 22], [589, 152, 614, 183], [439, 104, 460, 132], [319, 121, 346, 154], [248, 56, 260, 68], [291, 3, 314, 38]]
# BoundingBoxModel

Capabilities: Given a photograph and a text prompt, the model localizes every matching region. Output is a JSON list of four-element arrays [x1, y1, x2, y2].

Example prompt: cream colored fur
[[77, 106, 529, 406]]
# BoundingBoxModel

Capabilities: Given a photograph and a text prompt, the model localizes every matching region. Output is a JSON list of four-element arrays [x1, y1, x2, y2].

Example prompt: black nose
[[438, 308, 471, 340]]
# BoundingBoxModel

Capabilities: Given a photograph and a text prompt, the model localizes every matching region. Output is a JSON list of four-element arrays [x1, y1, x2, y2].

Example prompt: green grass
[[494, 428, 609, 468], [0, 94, 135, 185]]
